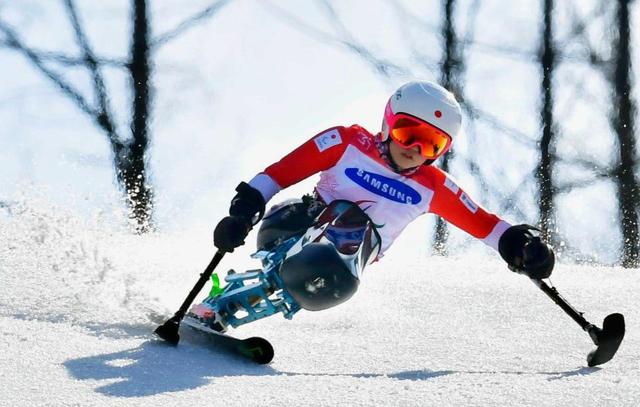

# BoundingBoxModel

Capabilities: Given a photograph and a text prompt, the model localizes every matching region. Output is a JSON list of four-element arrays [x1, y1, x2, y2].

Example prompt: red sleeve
[[426, 167, 501, 239], [263, 126, 351, 188]]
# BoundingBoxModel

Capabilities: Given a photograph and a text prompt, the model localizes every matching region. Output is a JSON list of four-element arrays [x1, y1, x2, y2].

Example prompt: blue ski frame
[[201, 236, 302, 329]]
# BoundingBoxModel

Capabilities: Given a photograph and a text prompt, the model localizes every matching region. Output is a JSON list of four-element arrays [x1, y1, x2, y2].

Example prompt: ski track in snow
[[1, 201, 639, 407]]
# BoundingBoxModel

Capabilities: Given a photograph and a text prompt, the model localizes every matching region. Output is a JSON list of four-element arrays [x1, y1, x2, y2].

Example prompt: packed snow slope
[[1, 201, 638, 407]]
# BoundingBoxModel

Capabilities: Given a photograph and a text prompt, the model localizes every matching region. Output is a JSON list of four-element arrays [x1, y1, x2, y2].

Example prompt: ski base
[[587, 313, 625, 367], [181, 315, 274, 364]]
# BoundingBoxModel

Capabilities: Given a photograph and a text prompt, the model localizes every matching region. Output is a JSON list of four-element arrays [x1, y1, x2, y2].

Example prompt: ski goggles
[[385, 106, 452, 159]]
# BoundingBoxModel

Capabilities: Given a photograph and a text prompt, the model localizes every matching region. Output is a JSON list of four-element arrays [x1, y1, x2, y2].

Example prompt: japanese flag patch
[[314, 129, 342, 152]]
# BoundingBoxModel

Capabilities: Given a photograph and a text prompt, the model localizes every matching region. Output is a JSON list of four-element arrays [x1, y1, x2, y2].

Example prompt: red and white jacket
[[248, 125, 511, 256]]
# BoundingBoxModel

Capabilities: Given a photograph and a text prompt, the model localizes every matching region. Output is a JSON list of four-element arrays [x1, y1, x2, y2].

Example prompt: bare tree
[[552, 1, 639, 267], [536, 0, 558, 244], [610, 0, 639, 267], [433, 0, 466, 255], [0, 0, 231, 233], [125, 0, 152, 232]]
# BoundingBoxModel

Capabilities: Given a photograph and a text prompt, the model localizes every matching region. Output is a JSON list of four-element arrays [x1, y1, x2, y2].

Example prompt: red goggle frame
[[384, 104, 452, 159]]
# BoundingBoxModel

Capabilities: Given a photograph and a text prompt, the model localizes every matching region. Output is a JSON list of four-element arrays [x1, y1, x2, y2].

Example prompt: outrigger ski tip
[[532, 278, 625, 367], [586, 313, 625, 367]]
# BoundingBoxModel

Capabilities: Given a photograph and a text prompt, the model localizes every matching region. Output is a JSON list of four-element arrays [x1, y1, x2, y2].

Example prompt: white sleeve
[[481, 220, 512, 251], [248, 173, 282, 204]]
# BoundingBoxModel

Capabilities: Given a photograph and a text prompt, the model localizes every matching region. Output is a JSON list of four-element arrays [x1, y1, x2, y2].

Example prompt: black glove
[[498, 224, 555, 279], [229, 182, 266, 225], [213, 182, 266, 252], [214, 215, 251, 252]]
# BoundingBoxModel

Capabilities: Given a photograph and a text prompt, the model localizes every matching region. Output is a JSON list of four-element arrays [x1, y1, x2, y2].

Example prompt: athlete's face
[[388, 140, 429, 169]]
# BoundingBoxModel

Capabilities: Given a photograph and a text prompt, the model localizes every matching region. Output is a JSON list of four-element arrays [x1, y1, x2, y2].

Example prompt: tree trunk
[[119, 0, 154, 233], [434, 0, 464, 255], [537, 0, 557, 244], [611, 0, 639, 267]]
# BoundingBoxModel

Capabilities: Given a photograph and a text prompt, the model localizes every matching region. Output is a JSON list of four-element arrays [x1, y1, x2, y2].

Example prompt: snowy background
[[1, 1, 639, 405]]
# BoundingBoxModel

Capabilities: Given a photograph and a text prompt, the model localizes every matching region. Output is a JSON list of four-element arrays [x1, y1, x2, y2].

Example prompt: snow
[[1, 200, 638, 407], [1, 1, 637, 405]]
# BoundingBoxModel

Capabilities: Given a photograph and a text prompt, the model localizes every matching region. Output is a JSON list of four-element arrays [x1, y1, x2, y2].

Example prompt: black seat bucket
[[279, 242, 359, 311]]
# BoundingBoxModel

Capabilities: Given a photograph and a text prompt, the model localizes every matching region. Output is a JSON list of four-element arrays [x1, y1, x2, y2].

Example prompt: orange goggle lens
[[390, 117, 451, 159]]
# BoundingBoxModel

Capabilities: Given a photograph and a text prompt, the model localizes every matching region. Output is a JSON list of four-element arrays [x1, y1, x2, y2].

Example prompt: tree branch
[[1, 23, 126, 67], [390, 0, 538, 62], [464, 101, 538, 147], [459, 0, 481, 56], [318, 0, 411, 78], [554, 1, 611, 71], [386, 2, 439, 74], [26, 50, 126, 67], [64, 0, 119, 139], [554, 172, 614, 195], [151, 0, 232, 48], [0, 18, 97, 118], [261, 0, 409, 78]]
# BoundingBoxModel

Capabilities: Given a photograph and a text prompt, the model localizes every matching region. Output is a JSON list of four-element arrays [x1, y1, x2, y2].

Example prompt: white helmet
[[381, 81, 462, 158]]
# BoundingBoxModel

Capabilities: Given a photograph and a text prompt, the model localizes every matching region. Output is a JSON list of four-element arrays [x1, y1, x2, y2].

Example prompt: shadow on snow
[[63, 326, 456, 398], [64, 328, 601, 398]]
